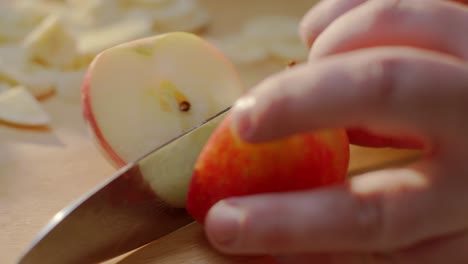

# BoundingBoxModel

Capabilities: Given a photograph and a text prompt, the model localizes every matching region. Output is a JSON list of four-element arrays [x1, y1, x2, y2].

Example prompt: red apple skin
[[82, 55, 127, 168], [186, 113, 350, 224]]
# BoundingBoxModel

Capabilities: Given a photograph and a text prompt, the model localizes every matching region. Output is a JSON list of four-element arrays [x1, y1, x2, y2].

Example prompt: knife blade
[[17, 107, 231, 264]]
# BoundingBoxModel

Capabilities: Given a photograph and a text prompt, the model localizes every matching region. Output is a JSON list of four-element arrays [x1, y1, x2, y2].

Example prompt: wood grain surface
[[0, 1, 420, 264]]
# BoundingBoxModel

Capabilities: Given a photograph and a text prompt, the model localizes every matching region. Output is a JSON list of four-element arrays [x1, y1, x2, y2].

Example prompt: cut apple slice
[[77, 15, 153, 57], [150, 0, 198, 21], [22, 14, 78, 69], [0, 64, 21, 87], [83, 32, 244, 165], [0, 63, 56, 98], [0, 3, 52, 43], [83, 32, 245, 206], [125, 0, 172, 7], [154, 7, 210, 33], [209, 35, 269, 65], [242, 15, 300, 43], [125, 0, 210, 33], [268, 38, 309, 62], [66, 0, 125, 29], [0, 86, 51, 126]]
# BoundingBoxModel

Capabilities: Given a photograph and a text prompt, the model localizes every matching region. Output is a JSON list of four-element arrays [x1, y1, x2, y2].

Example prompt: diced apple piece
[[150, 0, 198, 21], [202, 15, 306, 66], [125, 0, 210, 33], [209, 35, 269, 65], [82, 32, 245, 206], [268, 38, 309, 62], [0, 64, 21, 87], [65, 0, 125, 30], [124, 0, 172, 6], [120, 0, 172, 10], [241, 15, 307, 62], [155, 7, 210, 33], [0, 2, 58, 43], [0, 64, 56, 98], [22, 14, 78, 69], [12, 0, 64, 23], [0, 86, 51, 126], [242, 15, 300, 43]]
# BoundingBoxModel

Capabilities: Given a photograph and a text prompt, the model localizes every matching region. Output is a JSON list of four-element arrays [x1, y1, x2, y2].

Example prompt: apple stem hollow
[[287, 60, 297, 68]]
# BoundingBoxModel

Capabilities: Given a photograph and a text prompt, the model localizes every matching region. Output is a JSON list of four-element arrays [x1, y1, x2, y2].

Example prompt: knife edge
[[17, 106, 232, 264]]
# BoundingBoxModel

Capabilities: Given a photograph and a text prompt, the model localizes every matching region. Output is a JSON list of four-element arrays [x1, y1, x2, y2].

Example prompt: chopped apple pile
[[82, 32, 245, 205], [0, 0, 308, 129], [0, 0, 212, 127]]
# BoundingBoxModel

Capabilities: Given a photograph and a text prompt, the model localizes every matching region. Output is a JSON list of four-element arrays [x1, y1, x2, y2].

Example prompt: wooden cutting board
[[0, 1, 420, 263]]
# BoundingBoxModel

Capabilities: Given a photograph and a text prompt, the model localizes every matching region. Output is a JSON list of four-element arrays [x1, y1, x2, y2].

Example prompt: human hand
[[203, 0, 468, 263]]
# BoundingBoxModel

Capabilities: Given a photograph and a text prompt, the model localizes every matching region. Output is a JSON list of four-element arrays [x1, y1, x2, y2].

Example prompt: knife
[[17, 107, 231, 264]]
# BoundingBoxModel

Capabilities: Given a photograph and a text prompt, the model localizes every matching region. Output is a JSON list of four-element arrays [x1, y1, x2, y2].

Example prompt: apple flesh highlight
[[82, 32, 245, 207], [138, 110, 227, 207], [186, 113, 350, 224]]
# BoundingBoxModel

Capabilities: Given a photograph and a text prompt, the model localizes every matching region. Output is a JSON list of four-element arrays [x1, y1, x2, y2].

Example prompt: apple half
[[82, 32, 245, 206]]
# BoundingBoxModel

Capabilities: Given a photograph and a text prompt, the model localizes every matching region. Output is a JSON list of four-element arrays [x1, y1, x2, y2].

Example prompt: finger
[[345, 127, 425, 149], [230, 47, 468, 144], [300, 0, 468, 49], [393, 231, 468, 263], [299, 0, 366, 47], [453, 0, 468, 5], [310, 0, 468, 60], [274, 232, 468, 264], [204, 165, 468, 255]]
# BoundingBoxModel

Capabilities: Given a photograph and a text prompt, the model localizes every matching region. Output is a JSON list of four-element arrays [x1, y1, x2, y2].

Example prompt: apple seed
[[179, 101, 191, 112]]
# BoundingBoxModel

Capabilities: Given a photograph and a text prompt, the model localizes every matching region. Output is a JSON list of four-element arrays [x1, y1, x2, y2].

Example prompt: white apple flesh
[[82, 32, 245, 207], [0, 86, 50, 126]]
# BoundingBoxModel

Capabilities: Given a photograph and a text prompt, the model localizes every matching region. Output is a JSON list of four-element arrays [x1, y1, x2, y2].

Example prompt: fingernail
[[231, 96, 256, 140], [206, 201, 244, 247]]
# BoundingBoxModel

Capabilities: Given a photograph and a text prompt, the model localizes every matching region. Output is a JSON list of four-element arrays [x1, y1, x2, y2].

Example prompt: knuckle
[[363, 55, 402, 107], [243, 204, 294, 250], [354, 194, 386, 246], [353, 190, 416, 251], [353, 192, 400, 250], [370, 0, 404, 20]]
